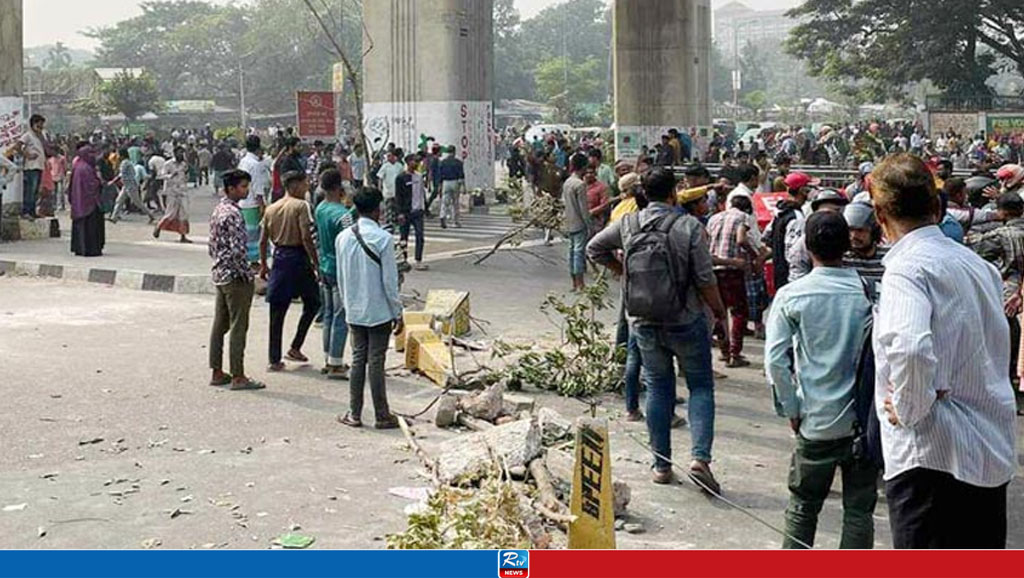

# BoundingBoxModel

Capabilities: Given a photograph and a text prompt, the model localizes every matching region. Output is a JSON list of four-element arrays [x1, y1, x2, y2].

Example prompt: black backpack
[[852, 279, 884, 468], [621, 212, 685, 321], [770, 206, 799, 291]]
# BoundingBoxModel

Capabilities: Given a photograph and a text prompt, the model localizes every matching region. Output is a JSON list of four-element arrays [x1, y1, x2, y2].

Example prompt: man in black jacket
[[395, 154, 427, 270], [764, 172, 817, 292]]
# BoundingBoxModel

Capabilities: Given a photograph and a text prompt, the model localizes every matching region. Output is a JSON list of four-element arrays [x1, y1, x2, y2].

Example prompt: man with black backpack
[[587, 168, 727, 490], [764, 211, 878, 549]]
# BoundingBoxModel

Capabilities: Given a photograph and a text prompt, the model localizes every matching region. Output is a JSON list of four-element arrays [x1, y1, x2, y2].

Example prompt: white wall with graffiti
[[0, 96, 24, 209], [363, 101, 495, 191]]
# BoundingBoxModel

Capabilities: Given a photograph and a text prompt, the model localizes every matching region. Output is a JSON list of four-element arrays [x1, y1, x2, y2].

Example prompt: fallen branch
[[398, 416, 440, 486], [528, 459, 562, 512], [473, 223, 535, 266], [534, 503, 578, 526]]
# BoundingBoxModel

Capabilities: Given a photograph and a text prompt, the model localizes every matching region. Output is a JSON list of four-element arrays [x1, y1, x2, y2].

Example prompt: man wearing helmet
[[842, 202, 888, 303]]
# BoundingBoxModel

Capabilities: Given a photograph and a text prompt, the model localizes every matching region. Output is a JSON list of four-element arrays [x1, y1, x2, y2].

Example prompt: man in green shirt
[[315, 169, 356, 380]]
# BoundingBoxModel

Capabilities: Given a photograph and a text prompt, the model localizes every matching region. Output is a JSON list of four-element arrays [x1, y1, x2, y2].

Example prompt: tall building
[[714, 1, 798, 60]]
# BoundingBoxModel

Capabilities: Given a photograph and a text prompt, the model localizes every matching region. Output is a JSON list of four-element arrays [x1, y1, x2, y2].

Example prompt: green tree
[[786, 0, 1024, 100], [98, 72, 161, 121], [741, 90, 767, 114], [519, 0, 611, 102], [44, 42, 72, 71], [738, 41, 768, 100], [88, 0, 361, 114], [709, 41, 733, 104], [494, 0, 534, 99], [535, 57, 603, 103]]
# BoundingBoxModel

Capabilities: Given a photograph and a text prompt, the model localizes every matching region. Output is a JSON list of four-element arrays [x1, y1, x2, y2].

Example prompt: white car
[[525, 124, 573, 146]]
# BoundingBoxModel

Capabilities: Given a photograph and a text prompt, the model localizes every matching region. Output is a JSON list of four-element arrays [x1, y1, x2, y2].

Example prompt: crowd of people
[[5, 113, 1024, 548], [0, 117, 479, 431], [577, 133, 1023, 548]]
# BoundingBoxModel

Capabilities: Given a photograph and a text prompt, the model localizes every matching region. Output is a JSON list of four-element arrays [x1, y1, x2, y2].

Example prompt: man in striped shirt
[[872, 154, 1017, 549], [842, 202, 888, 304]]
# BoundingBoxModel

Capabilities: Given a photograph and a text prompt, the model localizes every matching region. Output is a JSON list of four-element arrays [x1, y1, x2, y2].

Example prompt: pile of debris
[[387, 383, 632, 550]]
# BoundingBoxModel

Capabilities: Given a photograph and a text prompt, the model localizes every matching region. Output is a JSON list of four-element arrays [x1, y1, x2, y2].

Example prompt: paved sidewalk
[[0, 185, 529, 294]]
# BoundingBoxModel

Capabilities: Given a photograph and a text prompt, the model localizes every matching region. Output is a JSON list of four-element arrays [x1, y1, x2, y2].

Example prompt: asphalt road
[[2, 245, 1023, 549]]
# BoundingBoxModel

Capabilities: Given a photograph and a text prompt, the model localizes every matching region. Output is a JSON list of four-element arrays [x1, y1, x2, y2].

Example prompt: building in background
[[714, 1, 798, 60]]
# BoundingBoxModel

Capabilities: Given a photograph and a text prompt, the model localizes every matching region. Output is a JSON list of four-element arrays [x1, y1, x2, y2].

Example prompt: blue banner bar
[[0, 551, 503, 578]]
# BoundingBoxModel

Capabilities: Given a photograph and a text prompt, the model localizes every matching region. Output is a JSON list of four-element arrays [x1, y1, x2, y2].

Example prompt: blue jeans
[[624, 332, 642, 413], [634, 318, 715, 470], [568, 230, 587, 277], [321, 277, 348, 366], [22, 169, 41, 216]]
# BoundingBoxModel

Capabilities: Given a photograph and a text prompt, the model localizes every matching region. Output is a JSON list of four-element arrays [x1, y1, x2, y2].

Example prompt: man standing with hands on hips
[[871, 154, 1017, 549]]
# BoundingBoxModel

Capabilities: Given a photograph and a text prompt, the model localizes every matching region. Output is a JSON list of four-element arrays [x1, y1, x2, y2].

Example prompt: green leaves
[[786, 0, 1024, 99], [387, 473, 531, 550], [98, 72, 161, 121], [492, 276, 625, 400]]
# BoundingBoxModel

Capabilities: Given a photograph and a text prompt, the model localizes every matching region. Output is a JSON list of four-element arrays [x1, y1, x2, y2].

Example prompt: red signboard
[[296, 91, 336, 141]]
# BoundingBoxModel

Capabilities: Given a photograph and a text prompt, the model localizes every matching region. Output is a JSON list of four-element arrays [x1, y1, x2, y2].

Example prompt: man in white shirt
[[725, 163, 765, 256], [872, 154, 1017, 549], [376, 151, 404, 226], [349, 145, 368, 187], [147, 152, 167, 212], [236, 136, 271, 265], [19, 114, 48, 218]]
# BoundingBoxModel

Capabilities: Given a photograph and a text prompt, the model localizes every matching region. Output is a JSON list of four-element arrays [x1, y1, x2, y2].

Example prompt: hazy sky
[[24, 0, 802, 50]]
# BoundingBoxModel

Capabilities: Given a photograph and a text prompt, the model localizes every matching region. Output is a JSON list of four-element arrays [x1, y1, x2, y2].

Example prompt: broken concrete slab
[[461, 382, 505, 422], [434, 395, 458, 428], [538, 407, 573, 442], [503, 393, 535, 415], [436, 418, 542, 484]]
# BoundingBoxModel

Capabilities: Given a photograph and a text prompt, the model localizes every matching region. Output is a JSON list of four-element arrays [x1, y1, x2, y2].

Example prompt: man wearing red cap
[[996, 164, 1024, 197], [763, 172, 818, 292]]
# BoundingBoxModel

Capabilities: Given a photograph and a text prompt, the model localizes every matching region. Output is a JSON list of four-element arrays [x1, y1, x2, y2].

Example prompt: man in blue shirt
[[765, 211, 878, 549], [335, 188, 403, 430]]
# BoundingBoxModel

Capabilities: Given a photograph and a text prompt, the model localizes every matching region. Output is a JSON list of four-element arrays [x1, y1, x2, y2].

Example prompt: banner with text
[[987, 115, 1024, 140], [0, 97, 24, 151], [296, 91, 337, 141]]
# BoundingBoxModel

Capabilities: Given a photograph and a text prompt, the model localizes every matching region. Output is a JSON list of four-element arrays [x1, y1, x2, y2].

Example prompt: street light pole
[[239, 62, 246, 130]]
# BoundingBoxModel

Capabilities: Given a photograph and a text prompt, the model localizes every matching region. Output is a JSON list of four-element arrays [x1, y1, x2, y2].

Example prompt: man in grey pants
[[335, 188, 404, 430]]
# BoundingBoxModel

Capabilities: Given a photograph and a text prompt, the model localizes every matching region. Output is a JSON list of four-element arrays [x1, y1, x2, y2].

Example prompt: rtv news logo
[[498, 550, 529, 578]]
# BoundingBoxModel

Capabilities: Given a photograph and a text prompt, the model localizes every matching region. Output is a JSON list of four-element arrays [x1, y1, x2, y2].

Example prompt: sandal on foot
[[688, 461, 721, 495], [230, 379, 267, 391], [209, 375, 232, 387], [326, 366, 350, 381], [625, 410, 645, 423], [267, 362, 286, 372], [286, 350, 309, 363], [338, 414, 362, 428], [375, 415, 400, 430]]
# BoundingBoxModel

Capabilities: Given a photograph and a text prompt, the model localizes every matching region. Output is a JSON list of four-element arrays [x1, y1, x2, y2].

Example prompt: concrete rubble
[[436, 418, 542, 484]]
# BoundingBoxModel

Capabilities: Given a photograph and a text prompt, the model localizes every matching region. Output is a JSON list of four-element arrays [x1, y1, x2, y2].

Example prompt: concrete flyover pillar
[[363, 0, 494, 191], [0, 0, 24, 240], [613, 0, 712, 161]]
